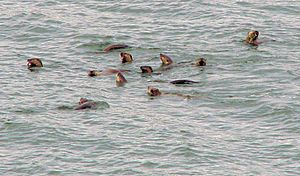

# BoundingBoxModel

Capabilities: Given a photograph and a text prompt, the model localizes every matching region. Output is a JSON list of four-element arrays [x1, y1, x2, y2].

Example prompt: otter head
[[160, 54, 173, 65], [88, 70, 102, 77], [120, 52, 133, 63], [140, 66, 153, 74], [147, 86, 162, 96], [194, 58, 206, 66], [246, 31, 259, 44], [116, 72, 127, 86], [27, 58, 43, 69], [79, 98, 89, 105]]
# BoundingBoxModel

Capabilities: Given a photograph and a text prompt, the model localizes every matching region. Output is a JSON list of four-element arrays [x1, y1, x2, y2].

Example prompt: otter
[[103, 44, 129, 52], [139, 66, 163, 76], [27, 58, 43, 69], [120, 52, 133, 63], [147, 86, 162, 96], [160, 53, 173, 66], [169, 80, 199, 84], [88, 69, 130, 77], [245, 31, 261, 45], [192, 58, 206, 66], [75, 98, 97, 110], [116, 72, 127, 86], [147, 86, 195, 99], [140, 66, 153, 74]]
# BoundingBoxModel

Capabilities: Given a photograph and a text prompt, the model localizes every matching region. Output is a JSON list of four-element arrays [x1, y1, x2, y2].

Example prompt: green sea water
[[1, 1, 300, 175]]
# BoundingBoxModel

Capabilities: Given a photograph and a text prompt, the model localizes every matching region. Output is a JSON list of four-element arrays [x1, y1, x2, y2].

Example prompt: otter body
[[147, 86, 195, 99], [75, 98, 97, 110], [140, 66, 153, 74], [170, 80, 199, 84], [193, 58, 206, 66], [88, 69, 130, 77], [103, 44, 129, 52], [27, 58, 43, 69]]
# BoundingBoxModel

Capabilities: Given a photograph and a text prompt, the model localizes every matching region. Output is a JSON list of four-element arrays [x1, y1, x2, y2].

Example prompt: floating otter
[[103, 44, 129, 52], [192, 58, 206, 66], [115, 72, 127, 86], [141, 56, 205, 74], [75, 98, 97, 110], [147, 86, 162, 96], [147, 86, 195, 99], [88, 69, 130, 77], [120, 52, 133, 63], [169, 80, 199, 84], [79, 98, 89, 104], [160, 54, 206, 69], [160, 53, 173, 66], [140, 66, 153, 74], [245, 31, 261, 45], [27, 58, 43, 69]]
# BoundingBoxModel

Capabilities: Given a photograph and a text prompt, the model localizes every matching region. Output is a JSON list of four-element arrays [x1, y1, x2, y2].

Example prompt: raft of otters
[[26, 31, 261, 109]]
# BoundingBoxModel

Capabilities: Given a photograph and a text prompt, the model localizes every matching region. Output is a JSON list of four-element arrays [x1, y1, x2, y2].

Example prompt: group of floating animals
[[26, 31, 261, 110]]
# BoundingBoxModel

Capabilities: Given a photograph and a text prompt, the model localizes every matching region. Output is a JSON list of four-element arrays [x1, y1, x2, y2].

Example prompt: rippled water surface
[[1, 0, 300, 175]]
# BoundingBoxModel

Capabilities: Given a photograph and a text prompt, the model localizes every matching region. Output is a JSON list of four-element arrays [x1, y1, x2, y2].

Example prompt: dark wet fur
[[140, 66, 153, 73], [104, 44, 129, 52], [170, 80, 199, 84], [27, 58, 43, 69], [75, 102, 97, 110], [88, 70, 98, 77]]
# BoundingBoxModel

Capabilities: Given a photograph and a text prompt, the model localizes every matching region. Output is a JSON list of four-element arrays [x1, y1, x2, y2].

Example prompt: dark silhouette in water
[[170, 80, 199, 84], [147, 86, 198, 99], [27, 58, 43, 70], [103, 44, 129, 52], [88, 69, 130, 77], [75, 98, 97, 110]]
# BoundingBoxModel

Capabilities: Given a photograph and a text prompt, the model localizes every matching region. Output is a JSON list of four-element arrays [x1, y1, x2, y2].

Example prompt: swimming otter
[[116, 72, 127, 86], [79, 98, 89, 104], [245, 31, 261, 45], [27, 58, 43, 69], [103, 44, 129, 52], [193, 58, 206, 66], [160, 54, 206, 69], [170, 80, 199, 84], [88, 69, 130, 77], [140, 66, 153, 74], [75, 98, 97, 110], [160, 53, 173, 66], [147, 86, 162, 96], [120, 52, 133, 63], [147, 86, 195, 99]]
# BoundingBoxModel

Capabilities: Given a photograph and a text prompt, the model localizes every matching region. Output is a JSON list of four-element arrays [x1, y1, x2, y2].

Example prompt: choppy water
[[1, 0, 300, 175]]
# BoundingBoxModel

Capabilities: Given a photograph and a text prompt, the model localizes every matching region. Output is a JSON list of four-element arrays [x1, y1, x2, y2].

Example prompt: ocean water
[[1, 0, 300, 175]]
